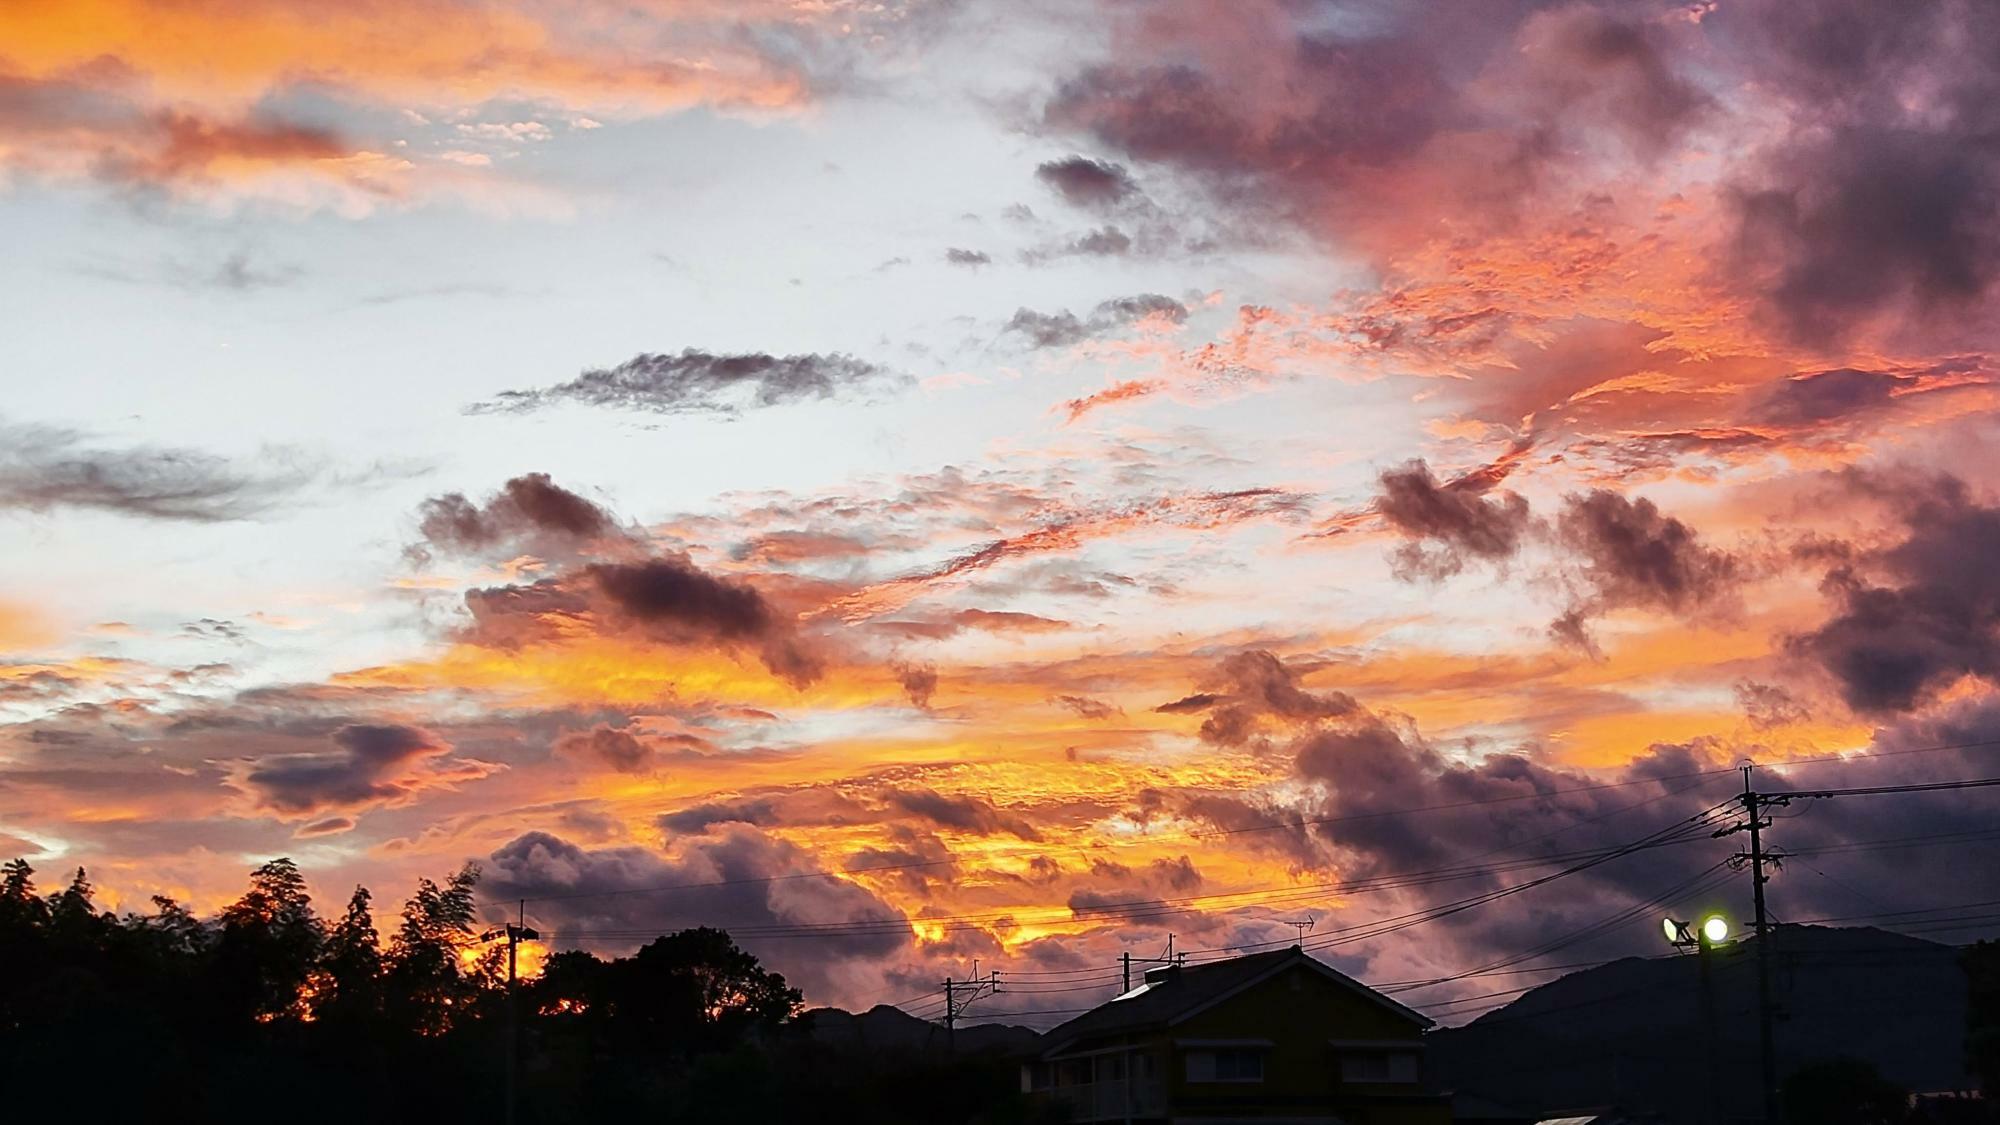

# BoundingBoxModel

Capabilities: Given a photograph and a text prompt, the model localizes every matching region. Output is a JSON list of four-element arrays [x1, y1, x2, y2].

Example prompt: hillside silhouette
[[1430, 925, 1975, 1120]]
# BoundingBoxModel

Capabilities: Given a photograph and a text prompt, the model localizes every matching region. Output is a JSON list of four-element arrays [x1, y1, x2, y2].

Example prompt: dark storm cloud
[[584, 555, 821, 686], [0, 419, 310, 522], [1751, 368, 1920, 428], [1034, 155, 1139, 208], [1790, 474, 2000, 713], [587, 557, 774, 639], [1157, 676, 2000, 974], [654, 788, 869, 838], [468, 349, 906, 416], [1550, 490, 1739, 649], [413, 475, 821, 681], [658, 798, 783, 835], [1715, 0, 2000, 343], [410, 472, 622, 562], [236, 722, 494, 815], [1375, 459, 1533, 581], [1040, 4, 1704, 243], [554, 724, 662, 774], [1157, 650, 1359, 747], [1003, 292, 1189, 350], [883, 788, 1042, 841], [1155, 692, 1222, 714], [483, 828, 910, 993]]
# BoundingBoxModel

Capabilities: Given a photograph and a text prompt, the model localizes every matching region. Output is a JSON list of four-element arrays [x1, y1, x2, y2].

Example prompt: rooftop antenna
[[1281, 916, 1315, 945]]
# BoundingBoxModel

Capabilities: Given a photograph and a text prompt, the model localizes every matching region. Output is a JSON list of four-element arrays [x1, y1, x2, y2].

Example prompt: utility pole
[[940, 969, 998, 1054], [943, 977, 955, 1054], [1718, 765, 1783, 1124], [1120, 936, 1184, 991], [484, 901, 539, 1125]]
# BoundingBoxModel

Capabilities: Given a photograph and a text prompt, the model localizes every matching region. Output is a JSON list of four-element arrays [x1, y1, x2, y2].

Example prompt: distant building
[[1022, 945, 1450, 1124]]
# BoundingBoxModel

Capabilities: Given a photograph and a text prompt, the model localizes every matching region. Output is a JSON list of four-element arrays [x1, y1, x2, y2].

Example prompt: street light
[[1663, 914, 1730, 949], [1664, 915, 1731, 1125]]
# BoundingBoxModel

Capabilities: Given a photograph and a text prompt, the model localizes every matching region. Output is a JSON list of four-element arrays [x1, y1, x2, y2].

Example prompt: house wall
[[1162, 962, 1449, 1125]]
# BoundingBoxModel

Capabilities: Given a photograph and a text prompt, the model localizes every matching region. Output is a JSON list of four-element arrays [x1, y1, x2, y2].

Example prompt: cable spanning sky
[[4, 0, 2000, 1017]]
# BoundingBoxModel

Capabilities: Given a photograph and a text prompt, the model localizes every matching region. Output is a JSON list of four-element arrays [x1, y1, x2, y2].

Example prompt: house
[[1022, 945, 1451, 1124]]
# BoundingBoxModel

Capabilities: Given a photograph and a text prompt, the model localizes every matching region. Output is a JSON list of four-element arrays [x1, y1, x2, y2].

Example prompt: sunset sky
[[5, 0, 2000, 1024]]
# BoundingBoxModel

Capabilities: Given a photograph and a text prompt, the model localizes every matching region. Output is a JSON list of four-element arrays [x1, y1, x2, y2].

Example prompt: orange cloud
[[0, 0, 853, 205]]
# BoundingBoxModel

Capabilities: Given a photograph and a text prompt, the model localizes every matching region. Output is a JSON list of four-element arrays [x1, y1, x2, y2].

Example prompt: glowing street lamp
[[1662, 914, 1730, 950], [1662, 914, 1731, 1125]]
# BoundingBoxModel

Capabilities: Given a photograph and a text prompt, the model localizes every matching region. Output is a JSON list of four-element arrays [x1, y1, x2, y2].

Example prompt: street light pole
[[1697, 926, 1722, 1125], [1666, 915, 1731, 1125]]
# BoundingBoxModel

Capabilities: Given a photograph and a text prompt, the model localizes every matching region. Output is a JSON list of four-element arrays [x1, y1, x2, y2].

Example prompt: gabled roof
[[1038, 946, 1432, 1059]]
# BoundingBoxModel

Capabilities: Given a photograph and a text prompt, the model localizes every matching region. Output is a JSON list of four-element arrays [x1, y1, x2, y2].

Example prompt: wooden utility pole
[[1719, 766, 1782, 1124], [943, 977, 956, 1054], [484, 901, 539, 1125]]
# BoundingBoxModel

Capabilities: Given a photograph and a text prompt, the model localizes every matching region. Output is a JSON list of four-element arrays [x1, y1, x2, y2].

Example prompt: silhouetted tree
[[0, 859, 48, 1032], [0, 858, 45, 928], [615, 926, 802, 1052], [215, 857, 323, 1022], [0, 853, 1039, 1124], [47, 866, 110, 946], [315, 885, 382, 1023], [138, 895, 210, 959], [385, 862, 483, 1034]]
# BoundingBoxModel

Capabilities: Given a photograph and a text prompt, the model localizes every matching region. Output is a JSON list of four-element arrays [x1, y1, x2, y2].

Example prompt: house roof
[[1037, 946, 1433, 1059]]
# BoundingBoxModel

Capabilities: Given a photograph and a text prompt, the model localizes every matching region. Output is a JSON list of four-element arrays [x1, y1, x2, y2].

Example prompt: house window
[[1185, 1048, 1265, 1083], [1338, 1050, 1419, 1084]]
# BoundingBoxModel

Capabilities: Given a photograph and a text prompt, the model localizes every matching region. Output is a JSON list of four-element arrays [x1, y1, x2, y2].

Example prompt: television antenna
[[1281, 916, 1315, 944]]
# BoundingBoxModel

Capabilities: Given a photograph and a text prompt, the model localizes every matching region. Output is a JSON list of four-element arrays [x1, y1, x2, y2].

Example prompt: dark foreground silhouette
[[7, 855, 1998, 1123], [0, 857, 1045, 1124]]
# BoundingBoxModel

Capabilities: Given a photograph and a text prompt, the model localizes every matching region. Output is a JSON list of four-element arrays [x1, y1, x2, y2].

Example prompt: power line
[[1767, 775, 2000, 800], [539, 831, 1723, 944], [482, 733, 2000, 911]]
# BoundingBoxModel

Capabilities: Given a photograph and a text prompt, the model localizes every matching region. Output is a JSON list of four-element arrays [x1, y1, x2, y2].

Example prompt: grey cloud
[[1790, 474, 2000, 713], [410, 472, 623, 563], [236, 722, 494, 815], [1752, 367, 1920, 428], [1035, 155, 1140, 208], [0, 419, 313, 522], [1551, 490, 1740, 650], [483, 828, 910, 996], [468, 349, 907, 416], [1022, 225, 1133, 264], [1375, 459, 1533, 581], [1004, 292, 1189, 349], [554, 724, 664, 774], [1158, 650, 1359, 747], [882, 788, 1042, 841]]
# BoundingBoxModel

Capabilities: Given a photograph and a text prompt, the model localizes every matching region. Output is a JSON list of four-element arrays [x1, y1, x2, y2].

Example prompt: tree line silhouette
[[0, 856, 1039, 1123]]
